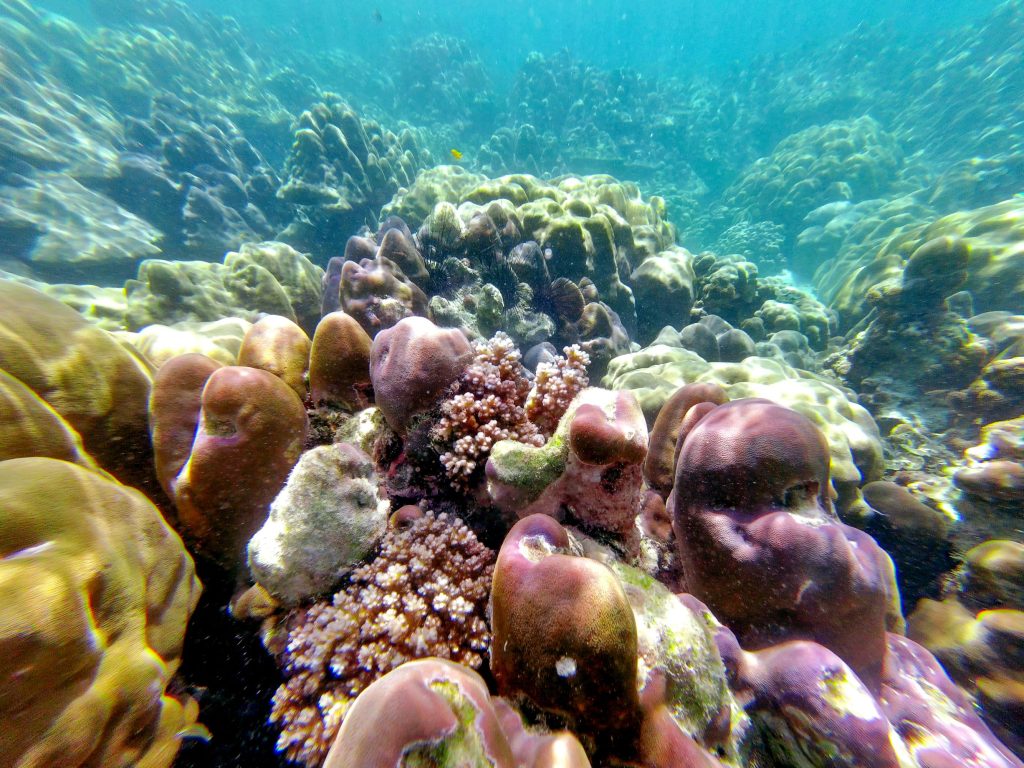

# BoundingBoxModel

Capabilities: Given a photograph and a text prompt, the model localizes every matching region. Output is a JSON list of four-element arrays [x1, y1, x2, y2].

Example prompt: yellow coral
[[828, 197, 1024, 328], [0, 457, 202, 768], [0, 281, 153, 487]]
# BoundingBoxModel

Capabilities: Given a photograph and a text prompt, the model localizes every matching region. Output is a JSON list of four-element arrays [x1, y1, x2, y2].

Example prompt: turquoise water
[[1, 1, 1023, 767], [40, 0, 1002, 77]]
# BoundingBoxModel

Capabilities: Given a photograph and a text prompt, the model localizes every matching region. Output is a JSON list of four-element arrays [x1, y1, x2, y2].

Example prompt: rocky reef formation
[[275, 95, 433, 258]]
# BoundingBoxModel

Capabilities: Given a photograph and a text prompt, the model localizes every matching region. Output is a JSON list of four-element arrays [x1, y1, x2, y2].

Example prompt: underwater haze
[[1, 0, 1023, 767]]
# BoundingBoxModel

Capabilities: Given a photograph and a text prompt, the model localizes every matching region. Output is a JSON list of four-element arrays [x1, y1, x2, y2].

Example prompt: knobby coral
[[269, 511, 494, 767], [525, 343, 590, 436], [434, 332, 543, 489]]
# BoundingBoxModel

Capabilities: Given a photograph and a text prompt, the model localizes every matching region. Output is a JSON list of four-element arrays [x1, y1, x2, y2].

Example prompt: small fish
[[450, 148, 463, 161], [372, 9, 382, 23]]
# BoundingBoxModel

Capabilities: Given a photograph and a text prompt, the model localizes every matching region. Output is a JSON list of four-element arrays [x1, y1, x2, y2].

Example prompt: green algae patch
[[401, 680, 497, 768], [487, 433, 568, 503], [609, 560, 742, 751]]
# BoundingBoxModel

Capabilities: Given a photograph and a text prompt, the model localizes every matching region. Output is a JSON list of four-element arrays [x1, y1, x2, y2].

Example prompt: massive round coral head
[[156, 362, 309, 568], [673, 397, 832, 514], [308, 310, 372, 409], [236, 314, 311, 400], [370, 316, 473, 434], [671, 398, 898, 691], [0, 457, 201, 768], [644, 381, 728, 498], [324, 659, 514, 768], [568, 395, 647, 466], [490, 514, 640, 734]]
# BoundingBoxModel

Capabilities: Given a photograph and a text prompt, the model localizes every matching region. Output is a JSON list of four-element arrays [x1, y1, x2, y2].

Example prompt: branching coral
[[433, 334, 592, 490], [270, 512, 494, 767], [525, 344, 590, 436], [434, 332, 544, 489]]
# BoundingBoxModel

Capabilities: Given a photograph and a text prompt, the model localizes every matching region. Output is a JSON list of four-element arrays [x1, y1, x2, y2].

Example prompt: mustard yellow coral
[[827, 197, 1024, 328], [0, 457, 202, 768], [0, 281, 153, 487]]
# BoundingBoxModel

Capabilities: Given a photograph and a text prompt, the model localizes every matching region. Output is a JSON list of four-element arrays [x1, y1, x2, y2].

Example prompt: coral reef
[[490, 515, 642, 742], [489, 514, 740, 766], [644, 381, 729, 498], [276, 95, 433, 257], [909, 539, 1024, 755], [722, 116, 903, 238], [825, 198, 1024, 332], [236, 314, 311, 399], [629, 246, 696, 344], [710, 220, 786, 276], [121, 317, 253, 367], [861, 480, 953, 606], [270, 511, 493, 767], [391, 34, 498, 142], [125, 240, 324, 335], [327, 231, 430, 337], [825, 236, 992, 408], [524, 344, 590, 436], [604, 342, 883, 516], [383, 169, 675, 336]]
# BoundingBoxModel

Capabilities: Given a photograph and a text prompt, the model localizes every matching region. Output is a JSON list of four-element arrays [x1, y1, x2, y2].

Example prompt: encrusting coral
[[247, 443, 390, 606], [486, 387, 648, 541], [269, 510, 494, 767]]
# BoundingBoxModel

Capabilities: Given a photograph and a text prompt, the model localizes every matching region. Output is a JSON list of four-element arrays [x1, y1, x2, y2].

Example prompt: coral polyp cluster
[[434, 332, 543, 487], [526, 343, 591, 436], [269, 511, 494, 767]]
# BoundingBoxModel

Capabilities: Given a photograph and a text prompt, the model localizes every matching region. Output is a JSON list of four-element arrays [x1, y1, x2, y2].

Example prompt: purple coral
[[671, 398, 900, 691], [269, 511, 494, 767]]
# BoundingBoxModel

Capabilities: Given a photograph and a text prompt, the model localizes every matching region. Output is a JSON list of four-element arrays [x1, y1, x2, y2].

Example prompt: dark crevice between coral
[[173, 557, 285, 768]]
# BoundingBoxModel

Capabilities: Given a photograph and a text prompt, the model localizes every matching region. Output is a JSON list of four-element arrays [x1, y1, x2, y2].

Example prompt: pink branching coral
[[269, 512, 494, 767], [525, 344, 591, 436], [434, 332, 544, 489]]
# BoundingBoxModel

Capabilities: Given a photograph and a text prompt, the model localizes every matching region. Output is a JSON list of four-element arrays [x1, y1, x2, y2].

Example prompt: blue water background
[[39, 0, 1000, 82]]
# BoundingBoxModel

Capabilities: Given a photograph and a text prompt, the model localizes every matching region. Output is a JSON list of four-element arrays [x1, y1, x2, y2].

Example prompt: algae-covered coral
[[3, 0, 1024, 765]]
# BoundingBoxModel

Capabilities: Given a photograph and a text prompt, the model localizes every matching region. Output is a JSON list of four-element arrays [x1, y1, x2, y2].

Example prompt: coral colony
[[1, 1, 1023, 767]]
